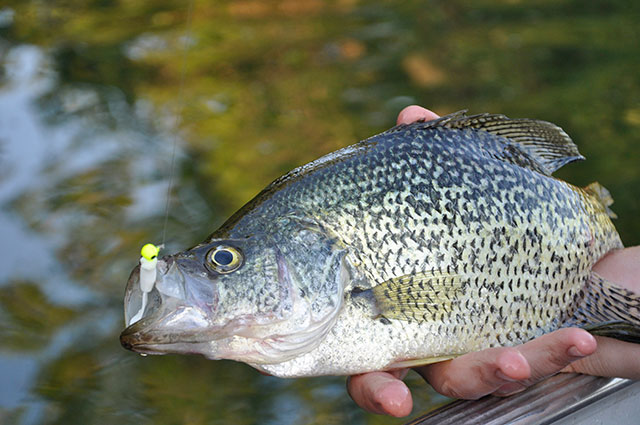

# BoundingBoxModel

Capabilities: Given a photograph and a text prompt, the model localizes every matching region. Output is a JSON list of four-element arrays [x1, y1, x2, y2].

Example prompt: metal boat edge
[[407, 374, 640, 424]]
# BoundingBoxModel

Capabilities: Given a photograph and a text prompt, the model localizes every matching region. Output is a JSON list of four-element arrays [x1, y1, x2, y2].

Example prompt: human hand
[[346, 105, 640, 417]]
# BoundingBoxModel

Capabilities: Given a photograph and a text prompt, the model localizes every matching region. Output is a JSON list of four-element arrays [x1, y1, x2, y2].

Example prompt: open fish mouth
[[120, 256, 219, 354], [122, 259, 170, 328]]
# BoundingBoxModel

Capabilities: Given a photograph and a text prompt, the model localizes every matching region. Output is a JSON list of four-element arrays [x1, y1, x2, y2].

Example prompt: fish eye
[[214, 250, 233, 265], [207, 245, 243, 274]]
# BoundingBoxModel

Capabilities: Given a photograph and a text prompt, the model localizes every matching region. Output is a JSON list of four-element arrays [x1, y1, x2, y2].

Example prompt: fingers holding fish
[[561, 336, 640, 380], [413, 346, 529, 399], [416, 327, 595, 400], [346, 370, 412, 417], [514, 328, 597, 384]]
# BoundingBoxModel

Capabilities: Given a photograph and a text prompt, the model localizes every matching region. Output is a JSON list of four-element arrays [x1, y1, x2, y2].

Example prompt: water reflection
[[0, 1, 638, 424]]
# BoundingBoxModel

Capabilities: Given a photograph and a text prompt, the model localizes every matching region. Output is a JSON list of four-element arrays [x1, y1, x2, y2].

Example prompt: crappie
[[120, 111, 640, 377]]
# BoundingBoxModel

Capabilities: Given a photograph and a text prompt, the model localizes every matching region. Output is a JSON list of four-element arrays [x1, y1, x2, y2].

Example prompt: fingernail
[[567, 345, 587, 357], [495, 370, 516, 382]]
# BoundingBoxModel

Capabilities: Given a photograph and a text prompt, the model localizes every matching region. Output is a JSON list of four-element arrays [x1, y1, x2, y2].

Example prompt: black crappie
[[120, 111, 640, 377]]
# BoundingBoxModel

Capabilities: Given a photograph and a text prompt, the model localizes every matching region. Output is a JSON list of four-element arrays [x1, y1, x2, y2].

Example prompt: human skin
[[346, 105, 640, 417]]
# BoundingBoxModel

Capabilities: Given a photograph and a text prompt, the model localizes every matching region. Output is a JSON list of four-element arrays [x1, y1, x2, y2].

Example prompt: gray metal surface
[[407, 374, 640, 425]]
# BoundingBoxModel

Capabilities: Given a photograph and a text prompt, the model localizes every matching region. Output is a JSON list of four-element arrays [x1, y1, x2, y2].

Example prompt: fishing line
[[161, 0, 195, 247], [130, 1, 195, 326]]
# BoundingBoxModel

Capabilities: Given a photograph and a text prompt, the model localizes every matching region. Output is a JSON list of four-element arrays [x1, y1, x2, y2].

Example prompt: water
[[0, 1, 638, 424]]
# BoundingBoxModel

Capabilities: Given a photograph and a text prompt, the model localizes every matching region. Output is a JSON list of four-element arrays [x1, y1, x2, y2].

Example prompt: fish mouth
[[120, 255, 219, 356]]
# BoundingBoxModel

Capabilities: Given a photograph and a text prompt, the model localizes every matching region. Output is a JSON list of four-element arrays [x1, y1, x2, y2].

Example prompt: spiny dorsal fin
[[420, 111, 585, 175], [584, 182, 617, 219], [371, 270, 464, 323]]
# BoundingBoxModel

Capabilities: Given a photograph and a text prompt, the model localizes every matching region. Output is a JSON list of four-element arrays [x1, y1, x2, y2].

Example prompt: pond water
[[0, 1, 638, 424]]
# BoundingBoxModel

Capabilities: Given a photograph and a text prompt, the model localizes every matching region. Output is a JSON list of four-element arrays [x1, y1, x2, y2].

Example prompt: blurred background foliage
[[0, 0, 638, 424]]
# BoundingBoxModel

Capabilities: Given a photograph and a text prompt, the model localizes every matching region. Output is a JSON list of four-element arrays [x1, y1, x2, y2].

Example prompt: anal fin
[[584, 321, 640, 344], [388, 355, 461, 370], [566, 272, 640, 343]]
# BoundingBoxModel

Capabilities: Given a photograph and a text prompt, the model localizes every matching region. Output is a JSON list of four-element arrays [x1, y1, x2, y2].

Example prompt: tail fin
[[566, 273, 640, 344]]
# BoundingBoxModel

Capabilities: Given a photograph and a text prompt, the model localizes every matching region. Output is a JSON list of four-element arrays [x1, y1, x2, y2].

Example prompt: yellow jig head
[[141, 243, 160, 261], [139, 243, 161, 292]]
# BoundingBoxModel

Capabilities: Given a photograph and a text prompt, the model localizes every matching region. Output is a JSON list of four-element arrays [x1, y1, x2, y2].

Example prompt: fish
[[120, 111, 640, 377]]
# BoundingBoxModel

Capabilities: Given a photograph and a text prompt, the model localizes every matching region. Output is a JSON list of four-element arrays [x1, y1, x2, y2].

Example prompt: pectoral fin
[[371, 270, 464, 323]]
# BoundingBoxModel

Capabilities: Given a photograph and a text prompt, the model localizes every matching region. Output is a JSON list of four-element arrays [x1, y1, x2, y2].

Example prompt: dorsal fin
[[416, 111, 585, 175]]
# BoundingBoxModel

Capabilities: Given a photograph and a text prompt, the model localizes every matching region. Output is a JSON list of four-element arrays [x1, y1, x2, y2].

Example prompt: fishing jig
[[129, 243, 163, 325]]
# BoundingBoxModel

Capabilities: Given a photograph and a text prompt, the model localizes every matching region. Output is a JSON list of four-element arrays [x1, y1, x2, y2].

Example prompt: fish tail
[[565, 272, 640, 343]]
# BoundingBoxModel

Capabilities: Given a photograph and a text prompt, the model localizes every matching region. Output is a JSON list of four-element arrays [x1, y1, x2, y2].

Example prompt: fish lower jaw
[[123, 344, 168, 357], [119, 332, 299, 364], [125, 340, 225, 359]]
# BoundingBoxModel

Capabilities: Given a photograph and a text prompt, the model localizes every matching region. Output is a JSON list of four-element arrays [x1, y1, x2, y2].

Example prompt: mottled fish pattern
[[122, 111, 639, 377]]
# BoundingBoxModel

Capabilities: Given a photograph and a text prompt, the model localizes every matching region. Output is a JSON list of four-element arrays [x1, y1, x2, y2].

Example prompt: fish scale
[[236, 121, 606, 372], [120, 111, 639, 378]]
